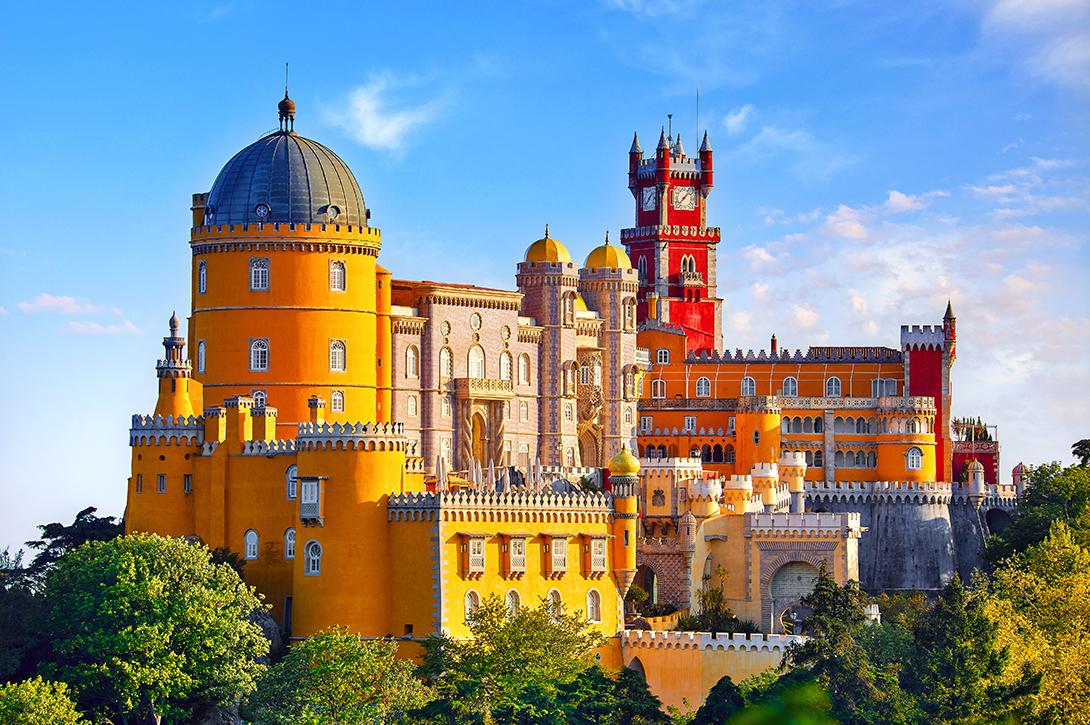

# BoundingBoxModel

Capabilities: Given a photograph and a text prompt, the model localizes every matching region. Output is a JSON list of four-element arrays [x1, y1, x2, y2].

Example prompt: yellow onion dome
[[608, 447, 641, 477], [584, 232, 632, 269], [575, 294, 589, 312], [524, 224, 572, 264]]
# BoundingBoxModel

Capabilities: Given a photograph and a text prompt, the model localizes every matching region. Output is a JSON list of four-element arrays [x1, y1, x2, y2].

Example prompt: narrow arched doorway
[[471, 412, 487, 467], [770, 561, 819, 633]]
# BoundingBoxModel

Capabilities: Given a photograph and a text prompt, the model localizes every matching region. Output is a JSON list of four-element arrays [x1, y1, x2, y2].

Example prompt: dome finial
[[544, 223, 550, 239], [168, 311, 180, 336], [604, 230, 610, 245], [278, 63, 296, 132]]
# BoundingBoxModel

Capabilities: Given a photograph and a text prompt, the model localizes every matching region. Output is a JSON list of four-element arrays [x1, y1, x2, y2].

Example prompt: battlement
[[690, 478, 723, 499], [745, 511, 862, 538], [750, 463, 778, 478], [620, 629, 805, 652], [242, 439, 296, 456], [191, 221, 381, 242], [900, 325, 945, 350], [130, 414, 204, 445], [295, 421, 410, 452], [687, 346, 902, 364], [725, 475, 753, 490], [387, 489, 615, 523], [620, 225, 721, 243], [778, 451, 807, 468]]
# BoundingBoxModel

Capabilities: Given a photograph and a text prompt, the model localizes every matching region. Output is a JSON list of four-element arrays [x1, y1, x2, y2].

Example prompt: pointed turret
[[655, 127, 671, 184], [944, 300, 954, 322], [699, 129, 711, 152], [656, 126, 669, 151], [943, 299, 956, 360], [628, 132, 642, 193], [154, 313, 197, 418], [699, 129, 714, 195], [630, 132, 642, 154], [674, 133, 684, 156]]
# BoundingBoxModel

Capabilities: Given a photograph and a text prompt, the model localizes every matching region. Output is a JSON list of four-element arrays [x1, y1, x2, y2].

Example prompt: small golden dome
[[575, 294, 589, 313], [609, 447, 641, 477], [525, 224, 572, 264], [584, 231, 632, 270]]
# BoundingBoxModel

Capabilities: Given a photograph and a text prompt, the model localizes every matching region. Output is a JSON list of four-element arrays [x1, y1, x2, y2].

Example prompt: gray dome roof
[[204, 131, 367, 227]]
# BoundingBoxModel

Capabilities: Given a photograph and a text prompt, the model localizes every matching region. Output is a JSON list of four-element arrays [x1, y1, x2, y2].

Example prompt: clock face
[[641, 187, 657, 211], [672, 186, 696, 210], [254, 203, 271, 219]]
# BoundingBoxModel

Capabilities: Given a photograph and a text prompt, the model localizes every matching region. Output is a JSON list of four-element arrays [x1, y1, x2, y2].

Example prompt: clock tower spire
[[621, 127, 723, 354]]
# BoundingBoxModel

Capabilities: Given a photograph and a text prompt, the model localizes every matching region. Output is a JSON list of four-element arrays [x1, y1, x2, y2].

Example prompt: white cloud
[[18, 293, 101, 315], [885, 189, 949, 213], [742, 245, 779, 272], [730, 310, 753, 335], [824, 204, 867, 239], [740, 125, 858, 180], [750, 282, 769, 301], [724, 104, 753, 135], [791, 304, 819, 330], [848, 289, 868, 315], [1014, 111, 1032, 121], [66, 319, 141, 335], [982, 0, 1090, 92], [327, 74, 445, 151]]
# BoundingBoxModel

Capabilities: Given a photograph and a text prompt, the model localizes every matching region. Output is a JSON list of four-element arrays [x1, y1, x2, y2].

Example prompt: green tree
[[783, 565, 916, 724], [613, 668, 668, 724], [986, 520, 1089, 722], [731, 680, 836, 725], [910, 575, 1027, 722], [555, 665, 618, 724], [23, 507, 122, 588], [41, 533, 268, 723], [0, 676, 85, 724], [417, 595, 603, 722], [0, 548, 44, 681], [1073, 439, 1090, 466], [691, 675, 744, 724], [986, 462, 1090, 562], [245, 626, 431, 723]]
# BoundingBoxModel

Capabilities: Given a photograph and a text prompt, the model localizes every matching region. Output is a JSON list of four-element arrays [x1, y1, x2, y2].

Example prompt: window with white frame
[[782, 376, 798, 397], [468, 538, 485, 572], [590, 538, 607, 571], [197, 340, 206, 373], [640, 415, 653, 432], [244, 529, 259, 560], [407, 395, 418, 416], [183, 474, 192, 494], [872, 378, 897, 397], [519, 401, 529, 422], [440, 347, 453, 378], [442, 397, 452, 418], [624, 407, 633, 425], [656, 348, 670, 365], [464, 590, 480, 622], [550, 538, 567, 571], [405, 346, 419, 378], [586, 589, 602, 623], [684, 416, 697, 432], [518, 354, 531, 385], [826, 377, 842, 397], [505, 590, 520, 619], [509, 537, 526, 571], [284, 528, 295, 559], [651, 379, 666, 399], [249, 339, 269, 372], [741, 376, 756, 396], [468, 346, 485, 378], [304, 540, 322, 575], [329, 340, 346, 372], [157, 474, 166, 494], [329, 260, 346, 291], [301, 478, 319, 505], [696, 377, 711, 397], [331, 390, 345, 412], [442, 438, 452, 463], [198, 260, 207, 294], [252, 389, 267, 408], [906, 446, 923, 470], [249, 257, 270, 291], [286, 464, 298, 500], [500, 351, 512, 381]]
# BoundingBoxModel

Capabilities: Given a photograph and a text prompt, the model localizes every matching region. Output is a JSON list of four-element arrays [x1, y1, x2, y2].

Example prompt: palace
[[125, 95, 1017, 709]]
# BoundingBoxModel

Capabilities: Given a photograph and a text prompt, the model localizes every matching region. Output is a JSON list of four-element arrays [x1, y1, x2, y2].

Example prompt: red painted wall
[[907, 348, 947, 480]]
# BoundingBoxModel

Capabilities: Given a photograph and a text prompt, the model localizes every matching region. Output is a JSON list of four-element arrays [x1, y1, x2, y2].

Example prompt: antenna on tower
[[667, 113, 673, 142], [285, 62, 289, 96]]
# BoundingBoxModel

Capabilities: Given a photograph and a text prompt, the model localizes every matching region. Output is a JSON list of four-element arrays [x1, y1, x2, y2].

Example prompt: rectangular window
[[157, 474, 166, 494], [551, 538, 567, 571], [250, 257, 270, 291], [468, 538, 485, 573], [656, 348, 670, 365], [640, 415, 653, 433], [509, 537, 526, 572], [727, 416, 736, 434], [590, 538, 607, 572], [300, 479, 320, 520], [183, 474, 192, 494], [684, 416, 697, 432], [136, 474, 143, 494]]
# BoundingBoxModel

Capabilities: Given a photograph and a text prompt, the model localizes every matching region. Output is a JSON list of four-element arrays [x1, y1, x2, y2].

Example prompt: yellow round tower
[[188, 95, 386, 434], [735, 396, 782, 474], [608, 447, 640, 597], [876, 397, 937, 482]]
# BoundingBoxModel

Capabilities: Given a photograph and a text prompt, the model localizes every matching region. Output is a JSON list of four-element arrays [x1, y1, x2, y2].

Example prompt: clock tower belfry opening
[[622, 128, 723, 354]]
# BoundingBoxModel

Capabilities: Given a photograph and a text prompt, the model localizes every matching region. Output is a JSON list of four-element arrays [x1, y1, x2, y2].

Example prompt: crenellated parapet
[[295, 421, 410, 452], [900, 324, 945, 351], [387, 489, 615, 523], [242, 439, 297, 456], [130, 414, 204, 445], [806, 479, 954, 504], [745, 511, 862, 539], [620, 629, 805, 652]]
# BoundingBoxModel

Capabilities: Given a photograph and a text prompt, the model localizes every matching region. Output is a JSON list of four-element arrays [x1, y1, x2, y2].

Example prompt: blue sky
[[1, 0, 1087, 550]]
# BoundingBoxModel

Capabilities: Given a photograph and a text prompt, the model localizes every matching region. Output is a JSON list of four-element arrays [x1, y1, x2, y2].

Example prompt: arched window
[[907, 446, 923, 470], [286, 464, 298, 499], [505, 590, 521, 619], [656, 348, 670, 365], [781, 418, 790, 434], [825, 377, 842, 397], [593, 362, 602, 387], [304, 540, 322, 575], [548, 589, 562, 618], [331, 390, 345, 413], [244, 529, 259, 560], [249, 339, 269, 372], [519, 401, 529, 422], [329, 260, 346, 291], [741, 377, 756, 396], [197, 340, 206, 373], [856, 418, 868, 434], [439, 347, 453, 378], [637, 256, 648, 284], [814, 450, 824, 468], [835, 451, 845, 468], [405, 346, 419, 378], [651, 380, 666, 399], [284, 528, 296, 559], [815, 417, 824, 433], [407, 395, 418, 416], [441, 397, 452, 418], [464, 590, 480, 622], [252, 389, 267, 408], [624, 298, 637, 331], [564, 404, 574, 422], [696, 377, 711, 397], [329, 340, 346, 372], [782, 377, 798, 397], [249, 257, 270, 291], [518, 354, 531, 385], [441, 438, 452, 463], [198, 261, 207, 294], [803, 417, 813, 433], [567, 448, 576, 467], [624, 407, 633, 425], [500, 351, 513, 381], [468, 346, 485, 379], [586, 589, 602, 623]]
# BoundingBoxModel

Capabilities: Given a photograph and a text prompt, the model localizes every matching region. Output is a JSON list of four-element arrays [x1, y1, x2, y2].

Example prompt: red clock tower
[[621, 128, 723, 354]]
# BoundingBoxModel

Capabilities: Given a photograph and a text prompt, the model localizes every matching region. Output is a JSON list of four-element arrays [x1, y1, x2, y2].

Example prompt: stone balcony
[[451, 377, 514, 400]]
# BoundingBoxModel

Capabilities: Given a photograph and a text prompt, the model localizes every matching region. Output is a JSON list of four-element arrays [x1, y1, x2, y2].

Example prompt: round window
[[326, 205, 340, 220], [501, 325, 511, 340], [470, 313, 482, 330], [254, 203, 271, 218]]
